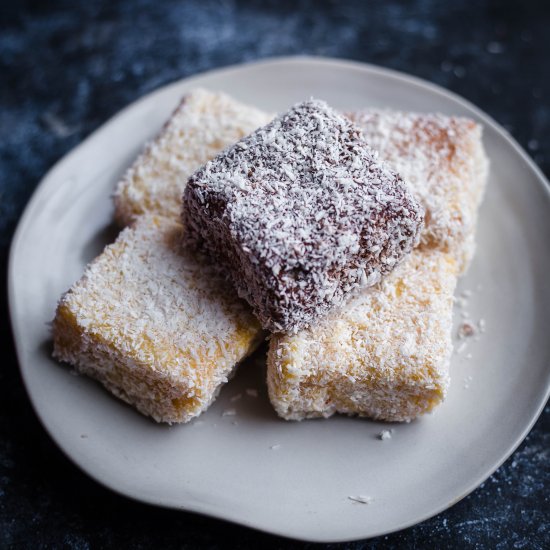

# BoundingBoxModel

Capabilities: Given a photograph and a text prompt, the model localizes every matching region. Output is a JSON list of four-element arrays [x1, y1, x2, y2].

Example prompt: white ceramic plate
[[9, 57, 550, 543]]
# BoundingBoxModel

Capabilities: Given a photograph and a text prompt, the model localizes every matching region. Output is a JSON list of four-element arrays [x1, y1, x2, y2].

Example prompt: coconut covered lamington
[[267, 248, 458, 422], [347, 110, 488, 273], [114, 89, 273, 226], [52, 215, 263, 424], [183, 99, 424, 333]]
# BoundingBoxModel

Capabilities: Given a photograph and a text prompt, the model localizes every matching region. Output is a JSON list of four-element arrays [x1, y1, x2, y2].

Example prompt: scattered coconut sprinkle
[[458, 321, 477, 339], [270, 444, 281, 450], [378, 429, 393, 441], [478, 318, 486, 333], [42, 111, 78, 138], [230, 393, 242, 403], [455, 341, 468, 355], [222, 409, 237, 417], [454, 296, 468, 309], [246, 388, 259, 398]]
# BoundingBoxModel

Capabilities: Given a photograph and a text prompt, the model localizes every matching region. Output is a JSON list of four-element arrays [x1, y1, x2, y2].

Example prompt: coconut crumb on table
[[230, 393, 242, 402], [377, 429, 393, 441], [458, 321, 478, 339], [222, 409, 237, 417], [270, 444, 281, 450], [246, 388, 258, 398], [455, 340, 468, 355]]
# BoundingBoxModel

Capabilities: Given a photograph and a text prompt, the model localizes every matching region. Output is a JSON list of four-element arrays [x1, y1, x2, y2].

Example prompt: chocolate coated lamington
[[183, 100, 424, 333]]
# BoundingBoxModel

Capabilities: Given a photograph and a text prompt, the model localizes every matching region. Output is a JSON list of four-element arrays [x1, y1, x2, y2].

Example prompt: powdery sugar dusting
[[184, 100, 424, 332]]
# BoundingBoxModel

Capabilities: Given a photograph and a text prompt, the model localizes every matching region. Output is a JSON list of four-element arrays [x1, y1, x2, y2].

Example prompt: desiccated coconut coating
[[347, 110, 488, 273], [52, 215, 263, 424], [183, 99, 424, 333], [114, 88, 273, 226], [267, 248, 458, 422]]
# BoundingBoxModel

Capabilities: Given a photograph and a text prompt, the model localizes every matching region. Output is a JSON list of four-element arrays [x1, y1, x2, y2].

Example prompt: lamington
[[52, 215, 263, 423], [183, 99, 424, 333], [267, 248, 458, 422], [114, 88, 273, 226], [347, 110, 488, 272]]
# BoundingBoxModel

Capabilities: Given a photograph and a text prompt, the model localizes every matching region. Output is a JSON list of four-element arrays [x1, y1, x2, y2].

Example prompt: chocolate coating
[[183, 100, 424, 332]]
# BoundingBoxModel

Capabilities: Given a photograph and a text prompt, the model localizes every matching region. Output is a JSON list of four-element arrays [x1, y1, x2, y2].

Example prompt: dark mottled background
[[1, 0, 549, 548]]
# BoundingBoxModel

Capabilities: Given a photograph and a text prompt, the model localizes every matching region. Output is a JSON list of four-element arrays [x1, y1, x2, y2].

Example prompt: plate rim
[[8, 55, 550, 543]]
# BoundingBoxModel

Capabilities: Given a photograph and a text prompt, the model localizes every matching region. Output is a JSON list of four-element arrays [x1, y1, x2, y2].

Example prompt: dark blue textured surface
[[1, 1, 549, 547]]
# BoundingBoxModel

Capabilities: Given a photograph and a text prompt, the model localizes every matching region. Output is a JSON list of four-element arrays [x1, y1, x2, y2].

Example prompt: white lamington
[[267, 248, 458, 422], [114, 88, 273, 226], [52, 214, 264, 423], [347, 110, 488, 273]]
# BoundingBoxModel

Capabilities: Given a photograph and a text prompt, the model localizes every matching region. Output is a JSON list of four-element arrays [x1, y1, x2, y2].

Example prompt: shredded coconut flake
[[458, 321, 477, 339], [455, 341, 468, 354]]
